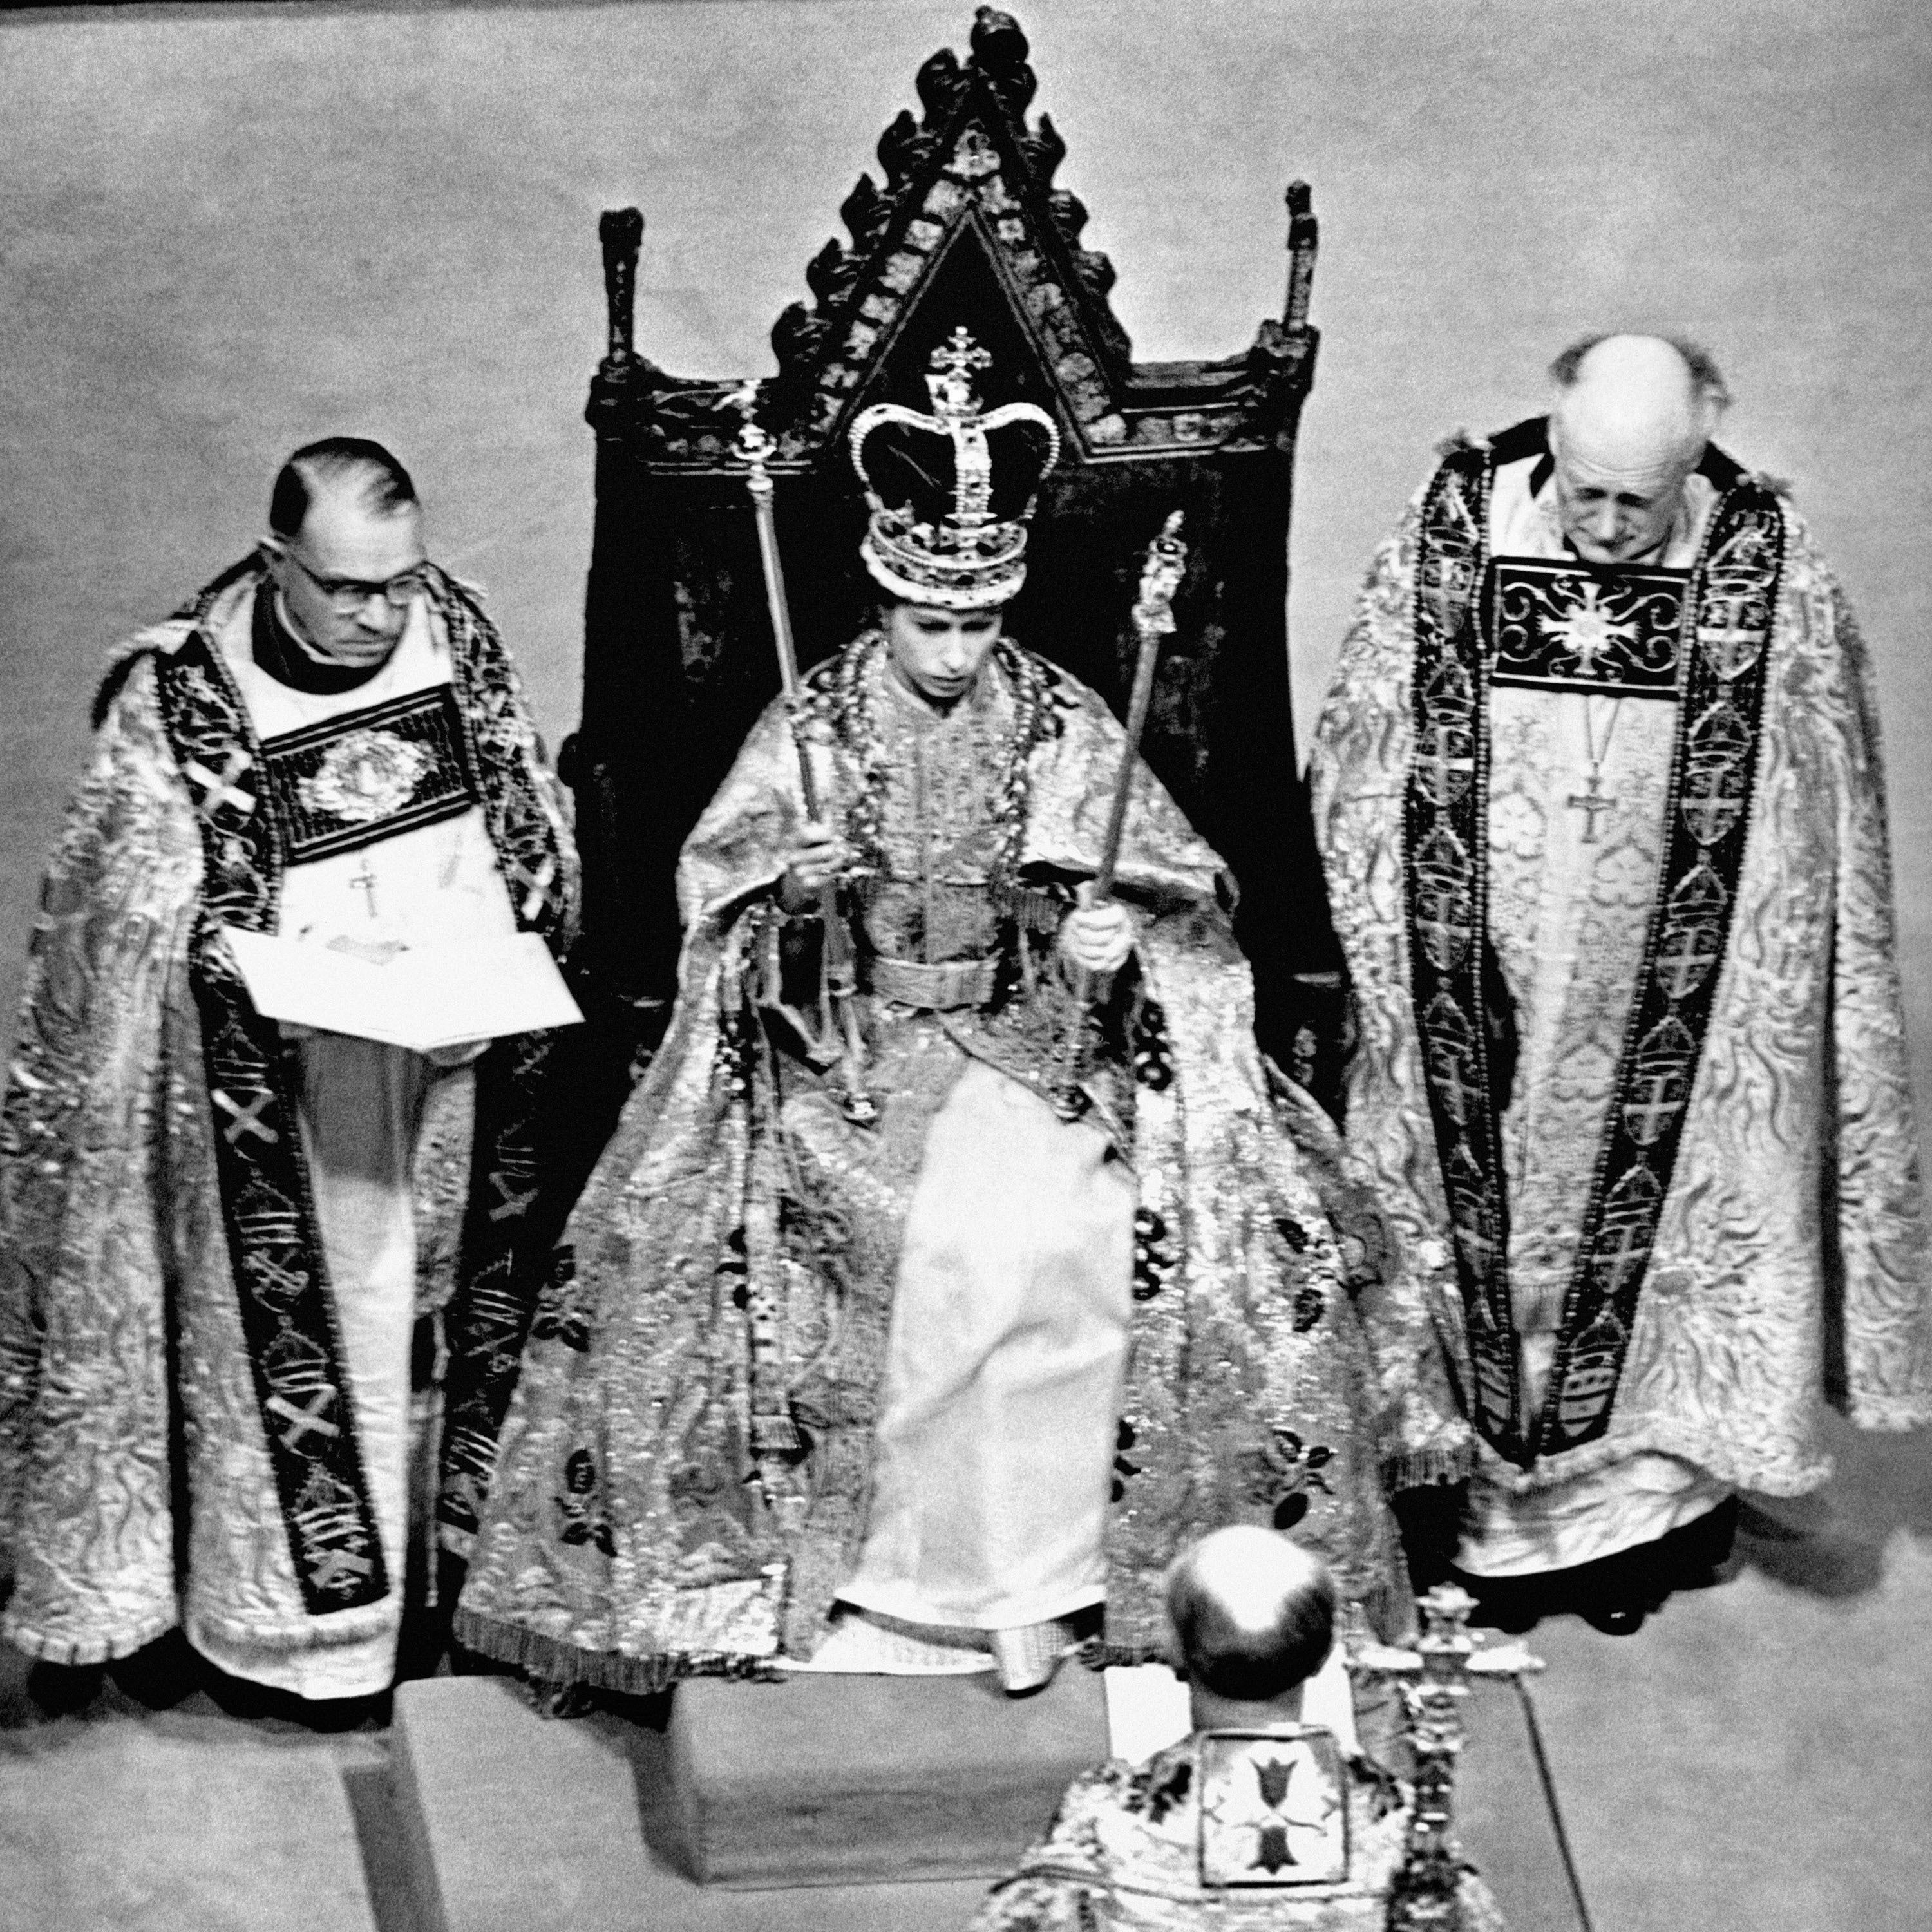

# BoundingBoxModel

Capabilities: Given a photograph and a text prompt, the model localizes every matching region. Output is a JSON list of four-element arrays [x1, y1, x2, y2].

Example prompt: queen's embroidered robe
[[455, 632, 1417, 1690], [0, 557, 578, 1678], [1311, 419, 1932, 1523]]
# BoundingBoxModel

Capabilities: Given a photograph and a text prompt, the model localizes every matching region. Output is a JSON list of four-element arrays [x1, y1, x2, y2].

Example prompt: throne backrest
[[572, 7, 1335, 1080]]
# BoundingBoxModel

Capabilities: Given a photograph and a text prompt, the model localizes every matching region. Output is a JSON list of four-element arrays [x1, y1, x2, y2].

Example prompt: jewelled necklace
[[822, 630, 1059, 890]]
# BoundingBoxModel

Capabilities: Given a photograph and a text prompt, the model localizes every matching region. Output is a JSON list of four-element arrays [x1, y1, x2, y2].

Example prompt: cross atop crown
[[927, 327, 994, 415]]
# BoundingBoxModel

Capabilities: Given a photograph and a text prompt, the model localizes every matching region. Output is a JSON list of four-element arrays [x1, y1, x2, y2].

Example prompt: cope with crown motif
[[849, 327, 1061, 609]]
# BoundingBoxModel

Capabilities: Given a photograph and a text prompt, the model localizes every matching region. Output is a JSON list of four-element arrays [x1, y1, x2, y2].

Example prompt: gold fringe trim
[[451, 1605, 779, 1697], [1383, 1446, 1473, 1492]]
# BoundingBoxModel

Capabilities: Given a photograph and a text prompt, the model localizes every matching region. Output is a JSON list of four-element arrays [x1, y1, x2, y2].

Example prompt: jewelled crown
[[849, 328, 1061, 611]]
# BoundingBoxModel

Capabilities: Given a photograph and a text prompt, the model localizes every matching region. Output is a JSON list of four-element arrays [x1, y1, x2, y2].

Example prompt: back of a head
[[269, 435, 417, 543], [1164, 1527, 1336, 1705]]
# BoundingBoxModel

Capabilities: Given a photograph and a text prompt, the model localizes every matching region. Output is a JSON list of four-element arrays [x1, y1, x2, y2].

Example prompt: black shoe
[[1454, 1567, 1548, 1634], [26, 1659, 104, 1717], [1669, 1495, 1741, 1587], [107, 1631, 199, 1711], [1578, 1596, 1649, 1636]]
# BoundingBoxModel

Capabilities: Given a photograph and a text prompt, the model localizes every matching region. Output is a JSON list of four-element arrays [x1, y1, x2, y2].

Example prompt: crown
[[849, 328, 1060, 610]]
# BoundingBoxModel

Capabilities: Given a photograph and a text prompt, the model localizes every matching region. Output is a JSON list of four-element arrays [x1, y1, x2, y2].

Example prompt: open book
[[221, 925, 583, 1053]]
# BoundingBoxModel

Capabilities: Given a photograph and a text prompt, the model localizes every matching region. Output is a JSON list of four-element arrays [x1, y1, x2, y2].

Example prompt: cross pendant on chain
[[1566, 766, 1618, 844], [350, 856, 379, 918]]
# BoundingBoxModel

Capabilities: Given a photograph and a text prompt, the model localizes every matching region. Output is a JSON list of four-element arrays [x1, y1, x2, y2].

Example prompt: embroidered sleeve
[[0, 654, 201, 1603], [1309, 503, 1475, 1484], [964, 1771, 1117, 1932], [1815, 567, 1932, 1426]]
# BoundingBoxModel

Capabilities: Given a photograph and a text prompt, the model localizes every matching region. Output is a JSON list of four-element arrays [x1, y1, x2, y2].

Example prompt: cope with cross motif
[[1540, 581, 1637, 677]]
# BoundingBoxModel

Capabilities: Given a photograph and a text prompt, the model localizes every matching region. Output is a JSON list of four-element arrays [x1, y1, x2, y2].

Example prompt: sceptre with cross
[[1050, 511, 1188, 1120]]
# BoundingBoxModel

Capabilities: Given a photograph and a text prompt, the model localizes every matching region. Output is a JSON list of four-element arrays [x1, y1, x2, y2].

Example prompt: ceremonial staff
[[1054, 511, 1188, 1118], [732, 393, 878, 1126]]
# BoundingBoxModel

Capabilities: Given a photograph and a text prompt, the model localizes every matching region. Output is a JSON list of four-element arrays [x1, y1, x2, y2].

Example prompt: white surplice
[[1458, 465, 1732, 1576], [190, 592, 516, 1696]]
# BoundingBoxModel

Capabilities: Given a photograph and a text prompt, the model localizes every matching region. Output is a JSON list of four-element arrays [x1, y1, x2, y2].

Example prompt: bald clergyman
[[969, 1528, 1504, 1931], [1311, 336, 1932, 1633]]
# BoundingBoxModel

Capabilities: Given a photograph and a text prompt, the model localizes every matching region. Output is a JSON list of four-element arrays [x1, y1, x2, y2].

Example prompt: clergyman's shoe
[[1578, 1597, 1649, 1637]]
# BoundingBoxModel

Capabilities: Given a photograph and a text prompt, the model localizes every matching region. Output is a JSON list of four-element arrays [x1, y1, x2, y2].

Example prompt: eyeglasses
[[282, 548, 430, 614]]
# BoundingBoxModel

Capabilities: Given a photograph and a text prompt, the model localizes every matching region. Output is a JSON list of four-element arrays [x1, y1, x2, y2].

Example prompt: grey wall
[[3, 0, 1928, 1097]]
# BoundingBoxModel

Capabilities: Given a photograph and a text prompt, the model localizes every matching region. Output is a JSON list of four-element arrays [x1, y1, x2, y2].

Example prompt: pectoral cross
[[1566, 767, 1618, 845], [350, 856, 379, 918]]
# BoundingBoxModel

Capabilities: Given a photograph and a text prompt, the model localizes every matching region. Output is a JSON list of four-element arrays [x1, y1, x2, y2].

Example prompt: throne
[[560, 6, 1345, 1163]]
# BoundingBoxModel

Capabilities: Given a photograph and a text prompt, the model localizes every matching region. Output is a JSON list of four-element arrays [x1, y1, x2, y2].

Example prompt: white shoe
[[989, 1618, 1079, 1696], [788, 1606, 993, 1675]]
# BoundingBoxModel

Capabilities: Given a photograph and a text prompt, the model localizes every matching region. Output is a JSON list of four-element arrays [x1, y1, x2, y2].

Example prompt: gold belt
[[861, 954, 999, 1011]]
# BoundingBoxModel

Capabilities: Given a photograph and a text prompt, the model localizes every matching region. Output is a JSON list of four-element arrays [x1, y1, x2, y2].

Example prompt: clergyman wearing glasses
[[0, 438, 578, 1719]]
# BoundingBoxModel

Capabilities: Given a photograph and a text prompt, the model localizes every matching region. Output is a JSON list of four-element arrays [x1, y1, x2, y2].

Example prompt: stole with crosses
[[1403, 426, 1786, 1471], [156, 562, 574, 1614]]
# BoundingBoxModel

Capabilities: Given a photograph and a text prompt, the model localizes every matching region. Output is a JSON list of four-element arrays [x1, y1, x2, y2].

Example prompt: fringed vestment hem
[[1846, 1392, 1932, 1434], [0, 1607, 179, 1671], [450, 1605, 778, 1697], [1383, 1446, 1474, 1492], [1467, 1414, 1834, 1501]]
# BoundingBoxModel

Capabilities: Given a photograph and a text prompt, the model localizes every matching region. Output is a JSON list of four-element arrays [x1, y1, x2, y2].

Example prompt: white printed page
[[222, 926, 582, 1052]]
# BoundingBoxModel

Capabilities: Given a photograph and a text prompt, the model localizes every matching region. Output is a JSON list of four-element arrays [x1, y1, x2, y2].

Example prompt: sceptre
[[1052, 511, 1188, 1119], [731, 389, 878, 1128]]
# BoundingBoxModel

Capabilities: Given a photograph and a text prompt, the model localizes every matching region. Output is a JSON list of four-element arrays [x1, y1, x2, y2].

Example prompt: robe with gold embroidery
[[1311, 421, 1932, 1535], [0, 556, 577, 1678], [455, 632, 1417, 1689]]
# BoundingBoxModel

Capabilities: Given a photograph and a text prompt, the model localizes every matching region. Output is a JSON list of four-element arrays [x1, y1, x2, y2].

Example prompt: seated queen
[[454, 332, 1414, 1695]]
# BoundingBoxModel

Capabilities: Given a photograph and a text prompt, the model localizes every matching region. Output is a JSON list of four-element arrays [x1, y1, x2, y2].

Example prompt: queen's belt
[[860, 953, 1000, 1010]]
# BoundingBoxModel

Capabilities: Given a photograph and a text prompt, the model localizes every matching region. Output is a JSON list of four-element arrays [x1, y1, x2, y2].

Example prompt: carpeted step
[[0, 1725, 379, 1932], [390, 1674, 1005, 1931]]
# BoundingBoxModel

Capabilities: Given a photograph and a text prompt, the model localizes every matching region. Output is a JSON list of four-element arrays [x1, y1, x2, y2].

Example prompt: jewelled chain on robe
[[1404, 427, 1786, 1468]]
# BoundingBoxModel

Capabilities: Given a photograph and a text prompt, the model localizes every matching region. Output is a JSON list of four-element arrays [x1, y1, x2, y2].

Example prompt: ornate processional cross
[[1566, 768, 1618, 845]]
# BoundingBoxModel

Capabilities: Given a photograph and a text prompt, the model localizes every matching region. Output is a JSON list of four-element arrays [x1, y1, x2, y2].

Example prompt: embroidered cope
[[1311, 422, 1932, 1550], [965, 1735, 1503, 1932], [0, 560, 578, 1683]]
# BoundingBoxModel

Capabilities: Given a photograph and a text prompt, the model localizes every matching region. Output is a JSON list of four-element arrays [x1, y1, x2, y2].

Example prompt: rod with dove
[[731, 386, 878, 1127]]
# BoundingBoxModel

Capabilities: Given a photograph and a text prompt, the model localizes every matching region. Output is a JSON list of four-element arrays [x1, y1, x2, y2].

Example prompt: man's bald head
[[1546, 334, 1729, 562], [1164, 1527, 1336, 1704]]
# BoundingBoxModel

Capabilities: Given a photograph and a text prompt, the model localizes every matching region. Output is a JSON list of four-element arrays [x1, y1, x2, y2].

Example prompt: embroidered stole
[[1403, 428, 1786, 1468], [156, 565, 572, 1613], [257, 687, 477, 862]]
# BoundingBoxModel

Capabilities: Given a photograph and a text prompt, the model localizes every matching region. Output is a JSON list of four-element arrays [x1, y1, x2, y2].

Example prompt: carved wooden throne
[[562, 6, 1344, 1125]]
